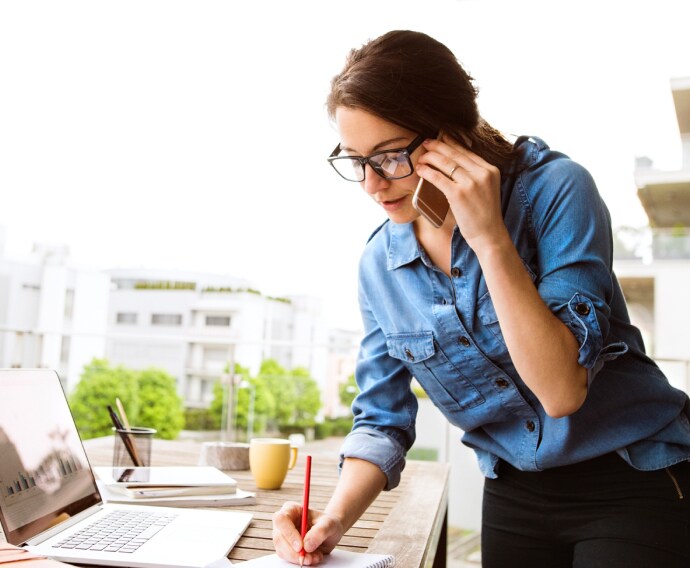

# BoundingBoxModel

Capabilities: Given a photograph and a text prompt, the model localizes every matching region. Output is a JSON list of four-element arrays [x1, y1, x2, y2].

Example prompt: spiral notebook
[[237, 549, 394, 568]]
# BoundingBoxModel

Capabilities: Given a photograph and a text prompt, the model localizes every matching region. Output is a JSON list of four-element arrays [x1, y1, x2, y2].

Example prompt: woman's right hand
[[272, 501, 345, 565]]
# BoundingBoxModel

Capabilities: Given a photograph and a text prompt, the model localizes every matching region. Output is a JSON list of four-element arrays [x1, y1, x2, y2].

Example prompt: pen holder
[[112, 427, 156, 467]]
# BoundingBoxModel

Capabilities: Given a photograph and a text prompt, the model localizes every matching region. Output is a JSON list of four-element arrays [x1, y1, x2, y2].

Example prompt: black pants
[[481, 454, 690, 568]]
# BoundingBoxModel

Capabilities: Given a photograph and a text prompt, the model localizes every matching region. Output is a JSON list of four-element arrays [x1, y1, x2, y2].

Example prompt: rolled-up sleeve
[[524, 154, 627, 383], [556, 293, 602, 369], [339, 428, 407, 490]]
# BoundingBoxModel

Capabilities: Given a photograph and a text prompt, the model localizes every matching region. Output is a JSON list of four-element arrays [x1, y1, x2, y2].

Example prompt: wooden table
[[83, 437, 449, 568]]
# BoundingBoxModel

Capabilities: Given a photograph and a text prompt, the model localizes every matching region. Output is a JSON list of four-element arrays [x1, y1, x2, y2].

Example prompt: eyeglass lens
[[334, 151, 412, 181]]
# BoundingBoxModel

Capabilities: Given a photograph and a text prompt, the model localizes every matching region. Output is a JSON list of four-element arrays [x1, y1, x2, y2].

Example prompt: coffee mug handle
[[288, 446, 298, 470]]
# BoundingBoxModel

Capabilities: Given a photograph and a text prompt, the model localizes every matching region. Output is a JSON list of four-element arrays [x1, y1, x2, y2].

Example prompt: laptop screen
[[0, 369, 101, 544]]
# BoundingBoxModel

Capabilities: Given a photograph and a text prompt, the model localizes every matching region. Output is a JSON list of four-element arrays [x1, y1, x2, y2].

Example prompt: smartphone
[[412, 175, 449, 228]]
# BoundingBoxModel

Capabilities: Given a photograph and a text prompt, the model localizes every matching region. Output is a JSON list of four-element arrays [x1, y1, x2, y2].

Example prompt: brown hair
[[327, 30, 516, 170]]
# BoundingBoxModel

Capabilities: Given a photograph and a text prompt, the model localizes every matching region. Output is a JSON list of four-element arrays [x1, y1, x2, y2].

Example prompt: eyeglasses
[[327, 135, 424, 182]]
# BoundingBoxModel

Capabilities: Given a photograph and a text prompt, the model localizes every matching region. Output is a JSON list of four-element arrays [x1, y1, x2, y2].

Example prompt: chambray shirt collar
[[386, 222, 424, 270]]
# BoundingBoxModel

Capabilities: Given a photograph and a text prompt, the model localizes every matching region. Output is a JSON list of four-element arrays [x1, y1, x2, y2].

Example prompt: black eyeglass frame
[[327, 134, 425, 182]]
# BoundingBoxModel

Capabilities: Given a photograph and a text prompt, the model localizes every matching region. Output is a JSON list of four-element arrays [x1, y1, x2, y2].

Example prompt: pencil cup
[[112, 427, 156, 467], [249, 438, 298, 489]]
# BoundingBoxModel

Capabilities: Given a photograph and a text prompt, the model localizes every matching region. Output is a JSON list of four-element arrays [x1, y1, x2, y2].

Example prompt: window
[[60, 336, 71, 364], [116, 312, 138, 325], [151, 313, 183, 326], [64, 289, 74, 319], [205, 315, 231, 327]]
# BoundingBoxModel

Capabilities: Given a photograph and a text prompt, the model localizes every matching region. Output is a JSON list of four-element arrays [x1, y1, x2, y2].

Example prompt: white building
[[324, 327, 361, 417], [0, 249, 358, 412], [105, 268, 337, 408], [615, 75, 690, 392], [0, 243, 110, 389]]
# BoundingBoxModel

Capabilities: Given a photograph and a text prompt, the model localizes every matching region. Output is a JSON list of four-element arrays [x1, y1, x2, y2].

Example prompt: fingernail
[[293, 540, 302, 552]]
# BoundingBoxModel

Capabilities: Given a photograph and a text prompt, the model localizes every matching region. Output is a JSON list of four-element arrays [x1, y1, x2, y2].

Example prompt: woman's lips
[[379, 196, 407, 212]]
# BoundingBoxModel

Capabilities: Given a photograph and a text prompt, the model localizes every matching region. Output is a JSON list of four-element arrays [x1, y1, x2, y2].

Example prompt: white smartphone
[[412, 175, 449, 228]]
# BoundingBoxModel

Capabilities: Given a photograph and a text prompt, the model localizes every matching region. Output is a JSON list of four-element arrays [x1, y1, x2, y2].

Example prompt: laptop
[[0, 368, 253, 568]]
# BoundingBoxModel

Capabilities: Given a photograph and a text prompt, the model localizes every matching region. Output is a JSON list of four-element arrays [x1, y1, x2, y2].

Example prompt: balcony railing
[[651, 229, 690, 259], [613, 227, 690, 260]]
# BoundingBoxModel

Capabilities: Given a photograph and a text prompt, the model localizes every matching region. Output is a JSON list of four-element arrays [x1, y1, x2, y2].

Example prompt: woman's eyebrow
[[340, 136, 410, 155]]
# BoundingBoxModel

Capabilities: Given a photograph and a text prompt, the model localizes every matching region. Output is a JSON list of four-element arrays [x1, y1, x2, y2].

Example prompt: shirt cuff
[[557, 293, 628, 385], [339, 427, 407, 491]]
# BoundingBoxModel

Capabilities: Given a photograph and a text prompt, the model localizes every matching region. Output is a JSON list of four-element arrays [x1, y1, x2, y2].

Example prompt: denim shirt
[[340, 136, 690, 489]]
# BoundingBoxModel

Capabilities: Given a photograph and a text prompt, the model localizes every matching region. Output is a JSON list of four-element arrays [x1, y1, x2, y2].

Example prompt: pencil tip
[[299, 558, 304, 567]]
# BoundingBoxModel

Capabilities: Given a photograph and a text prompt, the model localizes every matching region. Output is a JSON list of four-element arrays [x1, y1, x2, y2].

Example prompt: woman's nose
[[361, 166, 389, 195]]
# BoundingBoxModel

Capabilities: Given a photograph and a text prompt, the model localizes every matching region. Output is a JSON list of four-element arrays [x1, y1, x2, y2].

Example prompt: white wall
[[654, 262, 690, 361], [37, 264, 67, 369], [66, 269, 110, 389], [0, 258, 108, 384]]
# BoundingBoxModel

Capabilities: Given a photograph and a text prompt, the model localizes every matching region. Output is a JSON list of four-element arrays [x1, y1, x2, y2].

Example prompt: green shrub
[[137, 368, 185, 439], [69, 359, 184, 440], [314, 416, 353, 440], [69, 359, 139, 440], [184, 408, 219, 431], [407, 447, 438, 461]]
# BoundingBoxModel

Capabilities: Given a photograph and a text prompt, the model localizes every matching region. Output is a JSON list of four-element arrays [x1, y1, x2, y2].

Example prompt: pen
[[116, 397, 132, 431], [107, 405, 143, 467], [299, 455, 312, 567]]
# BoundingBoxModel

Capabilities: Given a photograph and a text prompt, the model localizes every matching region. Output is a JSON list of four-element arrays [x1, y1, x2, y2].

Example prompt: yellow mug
[[249, 438, 298, 490]]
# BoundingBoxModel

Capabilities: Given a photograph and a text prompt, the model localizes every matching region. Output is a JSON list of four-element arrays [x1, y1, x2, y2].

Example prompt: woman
[[272, 30, 690, 567]]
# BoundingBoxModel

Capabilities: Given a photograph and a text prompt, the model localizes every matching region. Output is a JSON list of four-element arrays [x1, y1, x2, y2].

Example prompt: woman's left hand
[[416, 135, 506, 251]]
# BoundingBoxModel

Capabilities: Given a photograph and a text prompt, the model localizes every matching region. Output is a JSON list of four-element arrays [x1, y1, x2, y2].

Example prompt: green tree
[[256, 359, 294, 431], [255, 361, 322, 431], [208, 380, 226, 431], [338, 373, 359, 410], [233, 377, 273, 437], [208, 363, 252, 433], [291, 367, 321, 427], [207, 359, 324, 438], [137, 368, 185, 439], [68, 359, 139, 440]]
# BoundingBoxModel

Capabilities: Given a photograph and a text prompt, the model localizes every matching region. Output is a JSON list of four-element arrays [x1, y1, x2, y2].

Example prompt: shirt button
[[495, 378, 509, 389], [404, 348, 415, 361], [525, 420, 536, 432], [451, 267, 462, 278], [575, 302, 590, 316], [458, 336, 471, 347]]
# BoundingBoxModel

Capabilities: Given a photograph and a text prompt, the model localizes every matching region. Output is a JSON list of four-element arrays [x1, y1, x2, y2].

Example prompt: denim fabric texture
[[339, 136, 690, 489]]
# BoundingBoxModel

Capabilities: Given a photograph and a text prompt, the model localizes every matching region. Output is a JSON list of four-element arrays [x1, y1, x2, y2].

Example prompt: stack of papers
[[93, 466, 255, 508]]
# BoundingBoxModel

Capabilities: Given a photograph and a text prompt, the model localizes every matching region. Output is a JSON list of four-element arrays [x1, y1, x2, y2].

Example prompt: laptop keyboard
[[52, 509, 179, 553]]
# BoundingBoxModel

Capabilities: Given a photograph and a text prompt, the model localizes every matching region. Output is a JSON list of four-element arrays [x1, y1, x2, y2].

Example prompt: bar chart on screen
[[0, 429, 93, 531]]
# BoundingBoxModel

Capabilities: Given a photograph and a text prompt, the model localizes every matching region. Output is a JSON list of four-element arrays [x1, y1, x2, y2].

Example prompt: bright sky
[[1, 0, 688, 331]]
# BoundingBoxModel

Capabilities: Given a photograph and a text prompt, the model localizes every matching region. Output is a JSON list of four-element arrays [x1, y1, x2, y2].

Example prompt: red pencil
[[299, 455, 312, 567]]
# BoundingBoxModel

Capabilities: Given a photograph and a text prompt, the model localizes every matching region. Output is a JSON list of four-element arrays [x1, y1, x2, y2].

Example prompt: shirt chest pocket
[[386, 331, 485, 412]]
